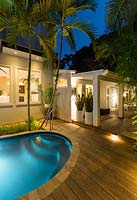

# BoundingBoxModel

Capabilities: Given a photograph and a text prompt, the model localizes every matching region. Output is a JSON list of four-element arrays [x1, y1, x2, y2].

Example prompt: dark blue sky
[[60, 0, 107, 57]]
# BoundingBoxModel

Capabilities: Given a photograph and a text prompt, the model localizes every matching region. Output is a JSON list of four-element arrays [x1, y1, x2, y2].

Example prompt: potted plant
[[75, 94, 85, 121], [85, 94, 93, 124]]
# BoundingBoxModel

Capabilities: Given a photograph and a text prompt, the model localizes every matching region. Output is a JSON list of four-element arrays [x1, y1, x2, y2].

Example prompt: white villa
[[0, 41, 135, 127]]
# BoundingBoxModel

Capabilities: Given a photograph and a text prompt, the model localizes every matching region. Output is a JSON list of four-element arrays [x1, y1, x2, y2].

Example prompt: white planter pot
[[85, 112, 93, 125], [76, 110, 83, 122]]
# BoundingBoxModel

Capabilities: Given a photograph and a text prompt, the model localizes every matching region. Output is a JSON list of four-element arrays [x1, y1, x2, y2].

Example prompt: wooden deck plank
[[65, 177, 91, 200], [44, 120, 137, 200], [69, 167, 115, 200], [57, 183, 80, 200], [51, 187, 67, 200]]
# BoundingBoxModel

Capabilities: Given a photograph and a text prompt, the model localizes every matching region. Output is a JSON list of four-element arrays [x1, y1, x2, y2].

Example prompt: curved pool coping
[[0, 130, 80, 200]]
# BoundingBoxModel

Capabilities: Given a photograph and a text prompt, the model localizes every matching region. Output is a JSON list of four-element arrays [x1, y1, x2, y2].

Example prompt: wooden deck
[[44, 120, 137, 200]]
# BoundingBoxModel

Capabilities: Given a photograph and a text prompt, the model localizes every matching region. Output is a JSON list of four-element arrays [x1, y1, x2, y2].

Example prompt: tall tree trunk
[[40, 0, 65, 129], [40, 29, 63, 129], [28, 34, 32, 131]]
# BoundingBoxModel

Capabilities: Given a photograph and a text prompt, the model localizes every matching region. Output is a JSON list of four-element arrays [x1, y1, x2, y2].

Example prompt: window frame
[[0, 65, 12, 106], [16, 68, 41, 105]]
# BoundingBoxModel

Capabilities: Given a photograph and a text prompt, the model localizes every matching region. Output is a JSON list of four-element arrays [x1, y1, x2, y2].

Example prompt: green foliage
[[0, 123, 28, 136], [132, 115, 137, 126], [25, 117, 41, 130], [106, 0, 137, 32], [75, 94, 85, 111], [94, 30, 137, 87], [0, 90, 2, 95], [0, 118, 42, 136], [85, 94, 93, 112], [39, 84, 53, 104], [44, 87, 53, 104], [133, 142, 137, 151]]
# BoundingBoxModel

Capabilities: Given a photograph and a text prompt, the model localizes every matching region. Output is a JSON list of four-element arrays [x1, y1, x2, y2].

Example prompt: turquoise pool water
[[0, 132, 72, 200]]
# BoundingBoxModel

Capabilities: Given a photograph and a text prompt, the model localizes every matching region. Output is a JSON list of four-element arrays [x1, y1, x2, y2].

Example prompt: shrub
[[0, 118, 42, 136], [85, 94, 93, 112], [75, 94, 85, 111]]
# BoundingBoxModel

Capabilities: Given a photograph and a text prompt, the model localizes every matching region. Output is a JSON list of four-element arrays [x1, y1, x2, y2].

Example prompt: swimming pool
[[0, 132, 72, 200]]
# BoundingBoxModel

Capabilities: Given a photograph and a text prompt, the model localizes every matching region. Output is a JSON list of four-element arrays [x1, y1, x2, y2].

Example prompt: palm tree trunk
[[40, 28, 63, 129], [40, 0, 65, 129], [28, 34, 32, 131]]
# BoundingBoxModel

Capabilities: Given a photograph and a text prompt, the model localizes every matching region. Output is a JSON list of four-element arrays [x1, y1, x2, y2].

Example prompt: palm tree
[[0, 0, 55, 131], [106, 0, 137, 32], [40, 0, 97, 128]]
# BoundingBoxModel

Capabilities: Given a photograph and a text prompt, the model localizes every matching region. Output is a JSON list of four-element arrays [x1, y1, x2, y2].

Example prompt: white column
[[118, 86, 124, 118], [93, 75, 100, 127]]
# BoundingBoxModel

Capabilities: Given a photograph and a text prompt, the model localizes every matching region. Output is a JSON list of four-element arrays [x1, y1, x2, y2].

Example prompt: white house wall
[[100, 80, 106, 108], [54, 71, 72, 122], [0, 53, 52, 125]]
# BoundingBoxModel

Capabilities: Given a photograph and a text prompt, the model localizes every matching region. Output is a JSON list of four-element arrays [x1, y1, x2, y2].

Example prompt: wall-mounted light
[[14, 51, 17, 55]]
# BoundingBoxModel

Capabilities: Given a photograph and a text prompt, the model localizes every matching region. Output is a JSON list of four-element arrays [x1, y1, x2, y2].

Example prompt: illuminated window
[[0, 66, 10, 104], [57, 78, 68, 88], [17, 69, 41, 103]]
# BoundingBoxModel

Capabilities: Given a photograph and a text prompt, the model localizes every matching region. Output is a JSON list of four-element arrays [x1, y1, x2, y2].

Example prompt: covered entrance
[[55, 69, 124, 127], [72, 70, 123, 127]]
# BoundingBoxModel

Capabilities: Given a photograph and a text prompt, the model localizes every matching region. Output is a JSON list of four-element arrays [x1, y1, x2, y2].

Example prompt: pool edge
[[2, 130, 80, 200]]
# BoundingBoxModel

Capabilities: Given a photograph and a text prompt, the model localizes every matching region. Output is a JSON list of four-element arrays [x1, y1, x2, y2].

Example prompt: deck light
[[106, 133, 123, 143], [111, 134, 119, 141]]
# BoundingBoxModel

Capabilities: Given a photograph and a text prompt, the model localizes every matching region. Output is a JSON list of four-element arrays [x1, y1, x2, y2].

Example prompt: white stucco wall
[[100, 80, 107, 108], [0, 52, 52, 125], [54, 70, 73, 122]]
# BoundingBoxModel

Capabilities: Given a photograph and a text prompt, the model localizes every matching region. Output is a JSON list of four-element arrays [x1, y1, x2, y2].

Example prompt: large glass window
[[0, 66, 10, 103], [17, 69, 41, 103]]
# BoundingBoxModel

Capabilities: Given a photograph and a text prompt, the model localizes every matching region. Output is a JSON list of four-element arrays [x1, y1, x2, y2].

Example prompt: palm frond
[[106, 0, 137, 31], [67, 19, 96, 41], [106, 0, 126, 30], [70, 0, 97, 11], [37, 34, 56, 67], [0, 15, 15, 31], [65, 0, 97, 17], [63, 27, 76, 50]]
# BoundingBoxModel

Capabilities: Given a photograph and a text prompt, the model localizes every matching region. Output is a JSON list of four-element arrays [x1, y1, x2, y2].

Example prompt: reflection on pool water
[[0, 132, 72, 200]]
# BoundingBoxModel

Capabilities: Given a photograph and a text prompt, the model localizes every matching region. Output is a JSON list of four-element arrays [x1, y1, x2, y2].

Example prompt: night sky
[[60, 0, 108, 57]]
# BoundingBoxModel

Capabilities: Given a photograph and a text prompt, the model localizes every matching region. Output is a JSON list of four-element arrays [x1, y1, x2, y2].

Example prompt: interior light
[[71, 95, 77, 120], [71, 77, 76, 88], [14, 51, 17, 55], [111, 88, 118, 108]]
